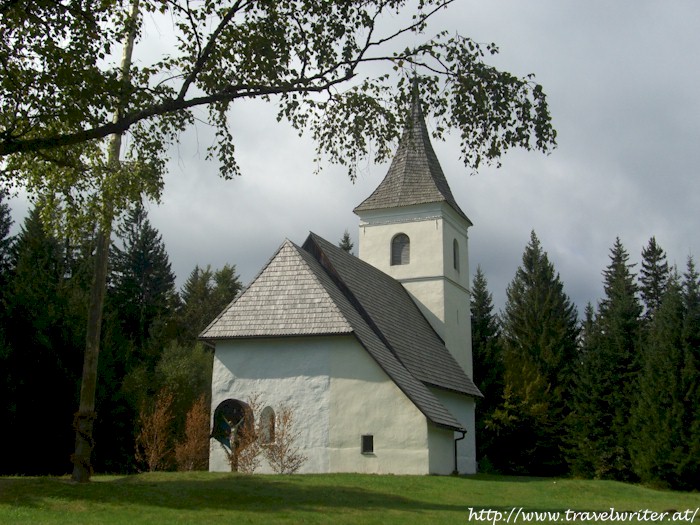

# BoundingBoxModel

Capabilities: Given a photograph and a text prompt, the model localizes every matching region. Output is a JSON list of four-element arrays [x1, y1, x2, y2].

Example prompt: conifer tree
[[679, 258, 700, 488], [470, 266, 503, 468], [570, 238, 642, 480], [1, 207, 84, 474], [639, 236, 670, 322], [578, 303, 597, 354], [178, 264, 241, 344], [109, 202, 178, 358], [494, 231, 579, 475], [338, 230, 354, 254], [631, 259, 700, 490], [631, 271, 685, 487], [212, 264, 241, 309]]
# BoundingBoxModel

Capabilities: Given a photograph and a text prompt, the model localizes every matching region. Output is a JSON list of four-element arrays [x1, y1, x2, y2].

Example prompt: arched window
[[453, 239, 460, 271], [260, 406, 276, 444], [391, 233, 410, 266], [211, 398, 253, 449]]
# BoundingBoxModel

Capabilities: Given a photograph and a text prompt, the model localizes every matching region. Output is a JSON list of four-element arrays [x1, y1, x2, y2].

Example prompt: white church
[[200, 92, 482, 475]]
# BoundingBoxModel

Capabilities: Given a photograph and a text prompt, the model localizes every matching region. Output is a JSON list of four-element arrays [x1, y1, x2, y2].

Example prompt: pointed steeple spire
[[354, 78, 471, 224]]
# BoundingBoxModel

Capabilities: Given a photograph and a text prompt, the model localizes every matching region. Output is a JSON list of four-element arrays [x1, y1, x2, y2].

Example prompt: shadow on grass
[[0, 473, 577, 517], [461, 473, 555, 483]]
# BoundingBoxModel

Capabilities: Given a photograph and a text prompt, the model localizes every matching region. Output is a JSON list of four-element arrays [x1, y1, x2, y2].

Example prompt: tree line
[[0, 190, 241, 475], [2, 0, 558, 482], [472, 231, 700, 490], [7, 180, 696, 489]]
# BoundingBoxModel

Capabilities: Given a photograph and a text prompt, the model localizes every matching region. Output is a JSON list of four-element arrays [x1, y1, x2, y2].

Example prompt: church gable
[[200, 240, 353, 339], [303, 233, 481, 399]]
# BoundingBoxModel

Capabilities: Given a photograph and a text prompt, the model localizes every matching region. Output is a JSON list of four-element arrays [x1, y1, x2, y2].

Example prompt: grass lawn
[[1, 472, 698, 524]]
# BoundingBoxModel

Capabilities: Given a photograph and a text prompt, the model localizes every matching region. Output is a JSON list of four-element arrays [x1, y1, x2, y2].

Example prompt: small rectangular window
[[361, 434, 374, 454]]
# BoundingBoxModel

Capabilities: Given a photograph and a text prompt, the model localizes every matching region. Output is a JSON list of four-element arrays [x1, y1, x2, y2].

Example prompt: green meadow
[[1, 473, 698, 525]]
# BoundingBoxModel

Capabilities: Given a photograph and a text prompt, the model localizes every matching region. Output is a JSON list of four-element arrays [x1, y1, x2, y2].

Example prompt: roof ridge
[[303, 232, 407, 366], [303, 232, 482, 399], [200, 239, 353, 340], [199, 239, 293, 338]]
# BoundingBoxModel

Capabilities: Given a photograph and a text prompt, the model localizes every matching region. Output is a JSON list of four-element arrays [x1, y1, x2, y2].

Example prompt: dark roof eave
[[199, 330, 354, 344], [423, 380, 484, 399], [432, 421, 468, 432], [354, 199, 472, 227]]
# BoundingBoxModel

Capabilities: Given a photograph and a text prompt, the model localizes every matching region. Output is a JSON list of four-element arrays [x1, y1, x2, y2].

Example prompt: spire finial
[[410, 74, 421, 118]]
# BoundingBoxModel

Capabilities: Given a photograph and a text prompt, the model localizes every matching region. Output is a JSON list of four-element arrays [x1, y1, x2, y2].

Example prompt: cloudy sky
[[9, 1, 700, 315]]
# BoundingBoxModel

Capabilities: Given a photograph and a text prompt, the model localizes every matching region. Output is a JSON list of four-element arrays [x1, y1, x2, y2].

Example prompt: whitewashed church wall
[[442, 282, 472, 377], [210, 335, 343, 473], [427, 425, 456, 475], [209, 335, 431, 474], [430, 387, 477, 474], [357, 203, 446, 280], [328, 341, 431, 474]]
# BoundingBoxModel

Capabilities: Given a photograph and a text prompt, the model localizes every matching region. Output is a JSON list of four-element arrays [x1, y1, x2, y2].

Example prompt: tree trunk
[[71, 226, 111, 482], [70, 0, 140, 482]]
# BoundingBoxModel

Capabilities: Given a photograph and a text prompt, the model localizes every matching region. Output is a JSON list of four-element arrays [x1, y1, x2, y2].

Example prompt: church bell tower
[[353, 85, 473, 377]]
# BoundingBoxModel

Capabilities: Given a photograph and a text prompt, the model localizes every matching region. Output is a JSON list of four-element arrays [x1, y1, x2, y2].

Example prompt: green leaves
[[2, 0, 556, 185]]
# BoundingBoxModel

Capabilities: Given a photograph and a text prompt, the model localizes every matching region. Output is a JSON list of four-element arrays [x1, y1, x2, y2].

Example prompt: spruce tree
[[679, 258, 700, 488], [179, 264, 242, 344], [495, 231, 579, 475], [631, 271, 685, 487], [338, 230, 354, 254], [631, 259, 700, 490], [470, 266, 502, 469], [570, 238, 642, 480], [212, 264, 241, 309], [639, 237, 670, 322], [579, 303, 597, 355], [1, 207, 84, 474], [109, 203, 178, 359]]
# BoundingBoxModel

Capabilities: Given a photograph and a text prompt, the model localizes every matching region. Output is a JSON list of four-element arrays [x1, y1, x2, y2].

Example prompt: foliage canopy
[[1, 0, 556, 199]]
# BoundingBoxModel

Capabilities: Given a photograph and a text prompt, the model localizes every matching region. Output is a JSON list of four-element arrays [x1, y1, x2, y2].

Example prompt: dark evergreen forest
[[2, 189, 698, 490], [0, 190, 241, 475], [473, 232, 700, 491]]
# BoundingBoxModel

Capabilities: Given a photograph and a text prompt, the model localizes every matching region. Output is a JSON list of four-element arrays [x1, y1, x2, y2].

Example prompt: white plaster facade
[[206, 92, 480, 476], [210, 335, 449, 474], [356, 201, 476, 470]]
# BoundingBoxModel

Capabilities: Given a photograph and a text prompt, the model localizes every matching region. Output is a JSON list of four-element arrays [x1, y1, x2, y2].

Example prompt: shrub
[[135, 389, 174, 471], [175, 394, 210, 471], [263, 405, 307, 474]]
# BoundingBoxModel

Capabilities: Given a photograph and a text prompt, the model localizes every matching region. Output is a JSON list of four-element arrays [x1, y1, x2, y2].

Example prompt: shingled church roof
[[200, 233, 482, 432], [353, 88, 471, 225]]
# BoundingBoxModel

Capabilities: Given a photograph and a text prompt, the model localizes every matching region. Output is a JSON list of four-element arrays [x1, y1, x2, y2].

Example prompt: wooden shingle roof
[[200, 240, 353, 338], [201, 233, 482, 432], [303, 233, 481, 398], [353, 91, 471, 225]]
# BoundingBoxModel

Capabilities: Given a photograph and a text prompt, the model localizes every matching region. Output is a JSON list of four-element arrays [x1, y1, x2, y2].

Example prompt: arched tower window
[[453, 239, 460, 272], [260, 406, 275, 444], [391, 233, 410, 266]]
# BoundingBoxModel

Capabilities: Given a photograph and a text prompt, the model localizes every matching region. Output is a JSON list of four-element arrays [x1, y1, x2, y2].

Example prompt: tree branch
[[176, 0, 247, 101], [0, 75, 359, 156]]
